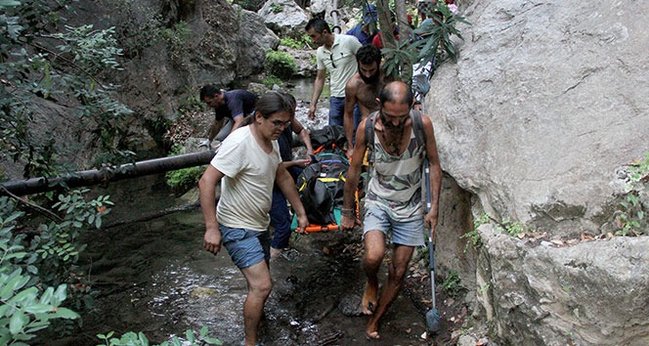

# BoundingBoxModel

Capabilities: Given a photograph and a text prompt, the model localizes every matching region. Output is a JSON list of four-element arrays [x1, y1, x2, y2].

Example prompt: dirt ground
[[325, 232, 472, 346]]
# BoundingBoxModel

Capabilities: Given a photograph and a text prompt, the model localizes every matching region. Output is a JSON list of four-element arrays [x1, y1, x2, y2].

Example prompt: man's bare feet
[[361, 283, 378, 315], [365, 331, 380, 340], [365, 318, 381, 340]]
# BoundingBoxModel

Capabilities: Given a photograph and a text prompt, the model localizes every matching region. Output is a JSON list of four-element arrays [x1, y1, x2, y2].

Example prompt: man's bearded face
[[359, 62, 380, 84]]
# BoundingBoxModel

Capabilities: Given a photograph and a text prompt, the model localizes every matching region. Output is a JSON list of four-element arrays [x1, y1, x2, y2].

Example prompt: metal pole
[[0, 149, 218, 196]]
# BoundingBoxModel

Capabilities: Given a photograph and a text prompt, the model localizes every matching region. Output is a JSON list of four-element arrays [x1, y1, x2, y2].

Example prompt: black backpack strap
[[365, 111, 378, 164], [410, 109, 426, 149]]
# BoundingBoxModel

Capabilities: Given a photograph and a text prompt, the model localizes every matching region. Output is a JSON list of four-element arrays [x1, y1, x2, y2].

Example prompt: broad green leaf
[[6, 286, 37, 305], [3, 211, 22, 223], [185, 329, 195, 342], [138, 331, 149, 344], [24, 304, 54, 314], [51, 284, 67, 305], [51, 307, 79, 319], [0, 304, 8, 317], [6, 251, 27, 260], [9, 310, 28, 335]]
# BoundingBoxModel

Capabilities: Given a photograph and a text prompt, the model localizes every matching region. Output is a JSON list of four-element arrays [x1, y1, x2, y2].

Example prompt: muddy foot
[[361, 283, 378, 315], [365, 331, 380, 340]]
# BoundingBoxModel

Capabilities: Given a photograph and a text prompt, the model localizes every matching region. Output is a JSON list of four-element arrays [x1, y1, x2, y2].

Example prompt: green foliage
[[461, 212, 488, 251], [279, 36, 311, 50], [440, 270, 463, 298], [164, 145, 204, 191], [629, 152, 649, 183], [166, 166, 204, 191], [408, 2, 469, 68], [49, 25, 123, 73], [502, 219, 525, 237], [279, 37, 301, 49], [613, 152, 649, 236], [615, 192, 645, 236], [0, 189, 113, 342], [379, 1, 468, 81], [264, 50, 297, 79], [161, 21, 191, 65], [269, 3, 283, 13], [0, 196, 88, 345], [30, 190, 113, 291], [1, 0, 134, 177], [97, 326, 222, 345], [261, 74, 283, 88], [381, 42, 416, 82]]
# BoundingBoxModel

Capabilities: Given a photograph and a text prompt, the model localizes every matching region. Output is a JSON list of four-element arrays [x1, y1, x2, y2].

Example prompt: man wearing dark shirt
[[200, 84, 258, 143]]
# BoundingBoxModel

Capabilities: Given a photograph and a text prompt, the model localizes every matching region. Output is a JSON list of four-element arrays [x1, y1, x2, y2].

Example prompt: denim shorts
[[362, 204, 425, 247], [220, 224, 270, 269]]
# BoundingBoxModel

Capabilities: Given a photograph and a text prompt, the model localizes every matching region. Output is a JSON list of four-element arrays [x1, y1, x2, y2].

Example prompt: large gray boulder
[[258, 0, 309, 37], [421, 1, 649, 344], [476, 225, 649, 345], [236, 7, 280, 77], [426, 0, 649, 236]]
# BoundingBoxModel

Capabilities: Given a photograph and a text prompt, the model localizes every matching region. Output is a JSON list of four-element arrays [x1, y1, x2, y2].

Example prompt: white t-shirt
[[316, 34, 362, 97], [211, 126, 281, 232]]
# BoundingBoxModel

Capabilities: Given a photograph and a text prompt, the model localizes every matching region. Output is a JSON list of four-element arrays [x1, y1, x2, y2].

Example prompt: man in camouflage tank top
[[341, 81, 442, 340]]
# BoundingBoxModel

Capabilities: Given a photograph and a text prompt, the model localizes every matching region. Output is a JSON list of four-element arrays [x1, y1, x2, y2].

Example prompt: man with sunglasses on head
[[341, 81, 442, 340], [305, 18, 362, 126]]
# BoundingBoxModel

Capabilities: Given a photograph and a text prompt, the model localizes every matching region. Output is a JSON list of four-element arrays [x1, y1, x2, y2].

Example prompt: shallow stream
[[45, 172, 432, 345], [43, 82, 436, 345]]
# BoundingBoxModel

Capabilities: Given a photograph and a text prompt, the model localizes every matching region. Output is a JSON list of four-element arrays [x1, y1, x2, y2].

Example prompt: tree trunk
[[0, 150, 217, 196], [394, 0, 413, 81], [376, 0, 396, 49]]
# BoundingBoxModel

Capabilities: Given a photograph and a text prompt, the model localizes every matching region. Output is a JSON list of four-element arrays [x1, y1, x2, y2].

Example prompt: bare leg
[[362, 231, 385, 315], [240, 261, 273, 346], [366, 244, 414, 340]]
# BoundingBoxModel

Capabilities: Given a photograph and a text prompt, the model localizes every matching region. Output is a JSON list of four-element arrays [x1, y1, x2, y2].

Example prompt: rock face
[[237, 8, 281, 77], [422, 1, 649, 344], [73, 0, 277, 120], [0, 0, 279, 176], [476, 225, 649, 345], [426, 0, 649, 236], [258, 0, 309, 37]]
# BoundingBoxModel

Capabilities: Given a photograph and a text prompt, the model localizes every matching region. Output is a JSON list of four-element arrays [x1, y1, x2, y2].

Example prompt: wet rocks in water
[[190, 286, 217, 298], [337, 293, 364, 317]]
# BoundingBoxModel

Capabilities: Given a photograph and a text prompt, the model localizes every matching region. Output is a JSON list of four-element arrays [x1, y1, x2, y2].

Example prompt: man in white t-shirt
[[199, 92, 308, 346], [305, 18, 362, 126]]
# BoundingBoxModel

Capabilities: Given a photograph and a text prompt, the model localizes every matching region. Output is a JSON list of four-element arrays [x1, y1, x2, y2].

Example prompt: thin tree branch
[[0, 186, 63, 222]]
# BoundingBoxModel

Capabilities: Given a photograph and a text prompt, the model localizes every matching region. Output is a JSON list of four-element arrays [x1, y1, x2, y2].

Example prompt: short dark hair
[[280, 91, 296, 115], [199, 84, 222, 100], [379, 81, 414, 106], [356, 44, 382, 66], [256, 91, 294, 119], [305, 18, 330, 34]]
